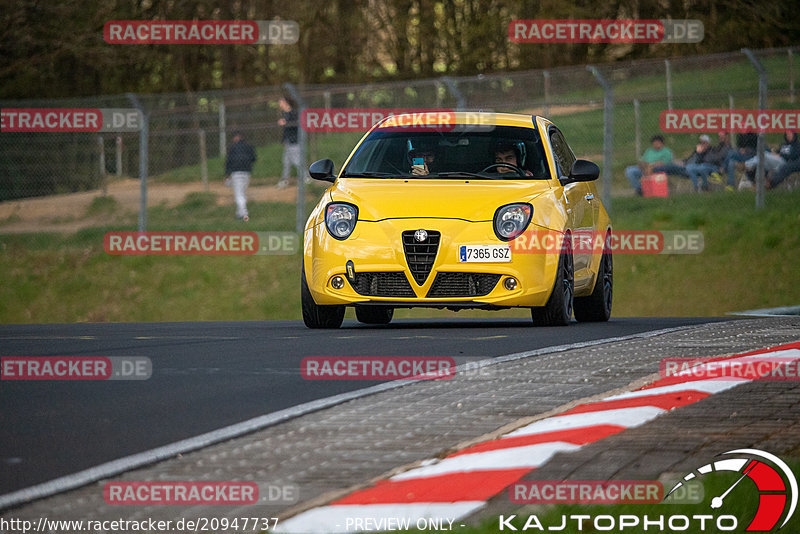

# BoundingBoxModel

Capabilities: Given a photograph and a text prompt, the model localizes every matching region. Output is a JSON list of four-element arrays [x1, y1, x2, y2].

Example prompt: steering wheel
[[481, 163, 526, 176]]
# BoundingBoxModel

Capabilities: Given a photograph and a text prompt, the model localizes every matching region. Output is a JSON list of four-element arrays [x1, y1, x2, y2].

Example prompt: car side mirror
[[568, 159, 600, 182], [309, 159, 336, 182]]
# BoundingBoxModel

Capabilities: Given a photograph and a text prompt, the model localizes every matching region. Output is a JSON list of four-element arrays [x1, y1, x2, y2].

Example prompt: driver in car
[[493, 141, 533, 176]]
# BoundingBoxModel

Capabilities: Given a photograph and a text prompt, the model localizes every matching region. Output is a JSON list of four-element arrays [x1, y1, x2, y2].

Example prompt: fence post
[[729, 94, 736, 146], [790, 49, 795, 104], [115, 136, 123, 177], [127, 92, 148, 232], [283, 82, 307, 234], [98, 136, 107, 196], [440, 76, 465, 110], [665, 59, 673, 111], [633, 99, 641, 160], [543, 70, 551, 116], [198, 129, 208, 192], [742, 48, 767, 210], [587, 66, 613, 212], [218, 101, 226, 159]]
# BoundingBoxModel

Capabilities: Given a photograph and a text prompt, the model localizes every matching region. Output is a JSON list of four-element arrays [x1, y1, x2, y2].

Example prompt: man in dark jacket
[[277, 97, 304, 188], [684, 134, 715, 191], [225, 131, 257, 221], [724, 131, 758, 187], [769, 131, 800, 189]]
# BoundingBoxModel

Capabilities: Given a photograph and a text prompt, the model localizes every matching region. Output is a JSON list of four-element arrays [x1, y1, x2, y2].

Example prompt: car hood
[[330, 178, 552, 221]]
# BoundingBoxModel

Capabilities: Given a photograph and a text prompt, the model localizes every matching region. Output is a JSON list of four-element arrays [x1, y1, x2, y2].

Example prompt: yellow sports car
[[301, 112, 612, 328]]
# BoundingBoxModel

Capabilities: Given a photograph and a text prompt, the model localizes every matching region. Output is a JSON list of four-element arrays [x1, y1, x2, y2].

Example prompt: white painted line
[[390, 441, 581, 481], [506, 406, 666, 438], [604, 379, 745, 400]]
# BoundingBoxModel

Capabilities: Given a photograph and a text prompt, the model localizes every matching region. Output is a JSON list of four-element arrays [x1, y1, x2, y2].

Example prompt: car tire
[[531, 237, 574, 326], [355, 306, 394, 325], [301, 266, 345, 329], [574, 235, 613, 322]]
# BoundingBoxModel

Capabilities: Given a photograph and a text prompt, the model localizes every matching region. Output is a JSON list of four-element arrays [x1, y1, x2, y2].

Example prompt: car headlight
[[325, 202, 358, 240], [493, 203, 533, 241]]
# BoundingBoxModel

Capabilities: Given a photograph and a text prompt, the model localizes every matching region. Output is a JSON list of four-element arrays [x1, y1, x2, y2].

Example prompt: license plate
[[459, 245, 511, 262]]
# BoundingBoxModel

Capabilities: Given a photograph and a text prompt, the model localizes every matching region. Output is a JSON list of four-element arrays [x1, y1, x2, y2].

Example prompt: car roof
[[375, 112, 552, 130]]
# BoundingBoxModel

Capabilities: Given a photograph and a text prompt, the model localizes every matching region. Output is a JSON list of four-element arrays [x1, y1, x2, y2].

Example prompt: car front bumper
[[304, 218, 561, 308]]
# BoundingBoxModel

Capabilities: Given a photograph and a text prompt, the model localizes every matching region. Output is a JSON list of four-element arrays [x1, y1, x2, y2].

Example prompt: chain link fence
[[1, 47, 798, 231]]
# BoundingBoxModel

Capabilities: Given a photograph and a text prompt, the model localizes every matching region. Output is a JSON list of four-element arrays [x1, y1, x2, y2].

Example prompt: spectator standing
[[277, 97, 306, 188], [225, 131, 256, 221]]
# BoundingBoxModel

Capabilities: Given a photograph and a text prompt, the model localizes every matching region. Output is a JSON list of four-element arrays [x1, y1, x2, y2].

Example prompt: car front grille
[[426, 272, 502, 298], [402, 230, 441, 285], [352, 272, 416, 298]]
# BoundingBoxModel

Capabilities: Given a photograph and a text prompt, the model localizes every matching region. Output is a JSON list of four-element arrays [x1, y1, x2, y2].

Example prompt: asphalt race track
[[0, 317, 722, 496]]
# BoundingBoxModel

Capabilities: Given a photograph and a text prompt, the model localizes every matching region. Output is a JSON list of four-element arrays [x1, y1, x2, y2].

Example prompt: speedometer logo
[[666, 449, 798, 531]]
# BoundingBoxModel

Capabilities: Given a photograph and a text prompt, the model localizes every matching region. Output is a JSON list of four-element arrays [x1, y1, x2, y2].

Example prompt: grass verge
[[0, 189, 798, 323]]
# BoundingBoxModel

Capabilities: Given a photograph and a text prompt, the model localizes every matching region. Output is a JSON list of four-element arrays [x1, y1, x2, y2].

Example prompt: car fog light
[[331, 276, 345, 289], [504, 277, 518, 290]]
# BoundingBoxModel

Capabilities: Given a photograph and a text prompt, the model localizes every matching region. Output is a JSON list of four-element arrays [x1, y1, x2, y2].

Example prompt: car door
[[549, 127, 595, 289]]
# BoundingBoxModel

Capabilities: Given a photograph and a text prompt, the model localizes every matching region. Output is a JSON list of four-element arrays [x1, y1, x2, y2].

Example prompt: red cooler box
[[641, 172, 668, 197]]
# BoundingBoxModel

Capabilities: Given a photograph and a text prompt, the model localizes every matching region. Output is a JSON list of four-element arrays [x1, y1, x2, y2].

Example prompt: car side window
[[549, 129, 576, 178]]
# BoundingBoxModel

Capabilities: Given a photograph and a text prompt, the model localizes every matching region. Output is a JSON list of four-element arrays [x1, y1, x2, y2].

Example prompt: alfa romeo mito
[[301, 112, 612, 328]]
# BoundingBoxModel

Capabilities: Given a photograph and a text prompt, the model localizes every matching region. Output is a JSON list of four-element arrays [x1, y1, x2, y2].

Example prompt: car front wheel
[[531, 238, 574, 326], [301, 267, 345, 329], [574, 235, 613, 322]]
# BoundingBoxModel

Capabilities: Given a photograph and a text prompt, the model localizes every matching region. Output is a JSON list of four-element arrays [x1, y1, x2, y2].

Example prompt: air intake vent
[[352, 272, 416, 297], [427, 273, 501, 297]]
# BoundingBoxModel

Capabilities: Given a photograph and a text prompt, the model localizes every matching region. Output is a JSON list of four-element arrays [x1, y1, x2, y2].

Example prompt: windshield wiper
[[340, 171, 398, 178], [434, 172, 500, 179]]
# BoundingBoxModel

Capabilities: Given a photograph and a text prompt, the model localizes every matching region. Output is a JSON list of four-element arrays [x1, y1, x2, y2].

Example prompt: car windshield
[[341, 125, 551, 180]]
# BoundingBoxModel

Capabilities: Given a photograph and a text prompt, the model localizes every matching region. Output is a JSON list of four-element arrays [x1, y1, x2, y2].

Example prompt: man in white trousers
[[224, 131, 257, 221]]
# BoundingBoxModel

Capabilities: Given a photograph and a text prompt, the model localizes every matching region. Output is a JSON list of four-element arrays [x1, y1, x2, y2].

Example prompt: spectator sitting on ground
[[768, 131, 800, 189], [724, 131, 758, 188], [686, 134, 726, 192], [706, 132, 734, 190], [625, 135, 688, 196], [742, 137, 786, 186]]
